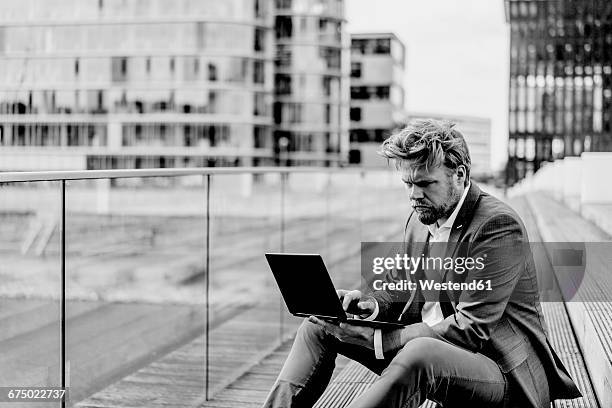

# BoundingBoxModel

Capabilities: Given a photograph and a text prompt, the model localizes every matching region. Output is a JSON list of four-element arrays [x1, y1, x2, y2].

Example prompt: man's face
[[399, 162, 465, 225]]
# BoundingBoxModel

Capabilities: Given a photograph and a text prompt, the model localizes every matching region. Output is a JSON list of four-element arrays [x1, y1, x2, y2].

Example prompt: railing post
[[279, 172, 286, 341], [205, 174, 211, 400], [325, 172, 331, 256], [359, 170, 365, 241], [60, 180, 66, 408]]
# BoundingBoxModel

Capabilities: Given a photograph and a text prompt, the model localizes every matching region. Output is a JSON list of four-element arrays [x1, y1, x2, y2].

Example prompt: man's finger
[[342, 290, 361, 311], [342, 294, 353, 310], [309, 316, 339, 336], [357, 300, 375, 312], [308, 316, 331, 329]]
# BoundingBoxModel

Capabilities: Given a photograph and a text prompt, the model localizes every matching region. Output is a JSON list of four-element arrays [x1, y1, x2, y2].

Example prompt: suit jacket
[[371, 182, 581, 408]]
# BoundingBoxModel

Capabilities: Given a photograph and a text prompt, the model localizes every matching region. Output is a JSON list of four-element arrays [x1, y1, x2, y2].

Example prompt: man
[[263, 119, 580, 408]]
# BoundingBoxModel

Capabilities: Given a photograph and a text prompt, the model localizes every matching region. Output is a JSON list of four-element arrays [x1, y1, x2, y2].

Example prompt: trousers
[[262, 320, 510, 408]]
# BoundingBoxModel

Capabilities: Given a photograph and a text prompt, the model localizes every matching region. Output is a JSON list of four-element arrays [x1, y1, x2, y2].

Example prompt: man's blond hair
[[379, 118, 471, 179]]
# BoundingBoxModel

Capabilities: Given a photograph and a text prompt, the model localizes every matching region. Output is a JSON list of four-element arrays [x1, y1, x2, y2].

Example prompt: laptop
[[265, 253, 406, 329]]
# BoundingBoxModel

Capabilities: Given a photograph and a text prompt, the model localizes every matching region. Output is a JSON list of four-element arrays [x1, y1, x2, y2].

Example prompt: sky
[[346, 0, 509, 171]]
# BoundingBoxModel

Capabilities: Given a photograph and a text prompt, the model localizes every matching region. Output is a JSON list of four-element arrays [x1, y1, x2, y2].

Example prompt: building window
[[111, 57, 128, 82], [275, 0, 292, 9], [350, 86, 368, 100], [350, 107, 361, 122], [276, 45, 291, 67], [374, 38, 391, 54], [275, 16, 293, 39], [319, 47, 341, 70], [376, 86, 390, 99], [228, 58, 248, 83], [208, 63, 217, 81], [275, 74, 292, 95], [351, 39, 365, 54], [254, 93, 267, 116], [254, 126, 268, 148], [184, 56, 200, 81], [196, 22, 205, 50], [253, 60, 265, 84], [351, 62, 362, 78], [254, 27, 265, 51], [193, 58, 200, 76]]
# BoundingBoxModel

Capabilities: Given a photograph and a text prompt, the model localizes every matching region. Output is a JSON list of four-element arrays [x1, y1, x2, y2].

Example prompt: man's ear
[[455, 166, 467, 184]]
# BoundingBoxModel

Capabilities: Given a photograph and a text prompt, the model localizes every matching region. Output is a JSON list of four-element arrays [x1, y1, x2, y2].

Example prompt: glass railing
[[0, 167, 408, 407]]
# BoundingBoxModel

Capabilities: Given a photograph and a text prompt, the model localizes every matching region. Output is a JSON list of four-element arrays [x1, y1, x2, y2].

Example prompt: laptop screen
[[265, 253, 347, 319]]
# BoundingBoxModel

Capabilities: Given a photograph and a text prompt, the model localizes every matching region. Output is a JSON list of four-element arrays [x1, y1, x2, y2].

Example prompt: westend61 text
[[372, 279, 493, 292]]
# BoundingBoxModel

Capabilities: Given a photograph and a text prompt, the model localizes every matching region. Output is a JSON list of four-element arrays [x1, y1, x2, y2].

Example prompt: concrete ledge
[[581, 204, 612, 238], [581, 152, 612, 205]]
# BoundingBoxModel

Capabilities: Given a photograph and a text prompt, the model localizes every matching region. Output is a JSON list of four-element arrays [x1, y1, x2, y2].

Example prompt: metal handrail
[[0, 166, 380, 183], [1, 165, 391, 402]]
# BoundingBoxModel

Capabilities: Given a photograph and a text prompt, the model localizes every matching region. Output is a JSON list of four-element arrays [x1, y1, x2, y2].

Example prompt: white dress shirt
[[421, 181, 471, 326]]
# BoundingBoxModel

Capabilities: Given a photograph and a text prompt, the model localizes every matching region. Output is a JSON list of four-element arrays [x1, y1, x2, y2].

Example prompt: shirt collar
[[427, 181, 471, 237]]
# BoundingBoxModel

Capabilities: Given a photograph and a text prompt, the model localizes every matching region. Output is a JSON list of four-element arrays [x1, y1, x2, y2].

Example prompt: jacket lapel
[[442, 182, 482, 309], [444, 182, 482, 259], [401, 183, 483, 321]]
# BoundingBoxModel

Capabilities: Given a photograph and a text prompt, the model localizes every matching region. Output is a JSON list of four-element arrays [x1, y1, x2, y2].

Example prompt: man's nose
[[409, 185, 424, 200]]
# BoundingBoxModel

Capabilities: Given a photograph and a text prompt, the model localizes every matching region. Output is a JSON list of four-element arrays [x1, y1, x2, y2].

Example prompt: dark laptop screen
[[265, 253, 346, 319]]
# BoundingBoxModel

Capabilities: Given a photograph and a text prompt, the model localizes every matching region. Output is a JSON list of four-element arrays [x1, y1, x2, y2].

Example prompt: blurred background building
[[504, 0, 612, 185], [404, 112, 492, 177], [348, 32, 405, 167], [0, 0, 349, 171], [273, 0, 349, 166]]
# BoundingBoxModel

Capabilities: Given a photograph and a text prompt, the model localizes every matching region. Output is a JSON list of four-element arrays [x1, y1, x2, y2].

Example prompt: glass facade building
[[0, 0, 275, 169], [505, 0, 612, 184], [273, 0, 349, 164]]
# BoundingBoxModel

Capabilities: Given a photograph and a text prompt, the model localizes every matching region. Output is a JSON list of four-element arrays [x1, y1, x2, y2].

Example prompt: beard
[[413, 186, 463, 225]]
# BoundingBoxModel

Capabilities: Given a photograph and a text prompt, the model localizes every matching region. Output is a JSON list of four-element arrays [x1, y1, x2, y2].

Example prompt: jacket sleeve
[[382, 212, 527, 353]]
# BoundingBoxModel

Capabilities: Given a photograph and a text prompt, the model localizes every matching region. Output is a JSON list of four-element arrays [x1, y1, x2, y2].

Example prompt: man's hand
[[336, 289, 376, 319], [308, 316, 375, 350]]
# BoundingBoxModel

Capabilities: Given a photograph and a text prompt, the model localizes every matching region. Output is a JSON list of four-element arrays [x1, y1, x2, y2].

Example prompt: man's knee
[[386, 337, 444, 375], [296, 319, 329, 344]]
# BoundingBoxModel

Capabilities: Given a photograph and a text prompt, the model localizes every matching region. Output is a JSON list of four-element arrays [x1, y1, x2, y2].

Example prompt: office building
[[273, 0, 349, 165], [0, 0, 350, 170], [504, 0, 612, 184], [348, 32, 405, 167]]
